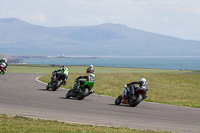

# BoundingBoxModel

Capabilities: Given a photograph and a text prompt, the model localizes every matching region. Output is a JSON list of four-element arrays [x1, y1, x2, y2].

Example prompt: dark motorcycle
[[46, 72, 67, 91], [115, 85, 147, 107], [0, 69, 3, 75], [66, 78, 95, 100], [0, 66, 7, 75]]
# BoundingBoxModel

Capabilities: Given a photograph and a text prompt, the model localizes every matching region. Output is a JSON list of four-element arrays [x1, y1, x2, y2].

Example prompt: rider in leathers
[[49, 66, 69, 86], [122, 78, 148, 103], [0, 58, 8, 75], [73, 73, 95, 92], [86, 65, 94, 74]]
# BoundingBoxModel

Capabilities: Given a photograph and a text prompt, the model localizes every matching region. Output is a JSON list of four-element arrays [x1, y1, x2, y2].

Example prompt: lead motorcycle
[[66, 78, 95, 100], [46, 72, 67, 91], [115, 85, 147, 107]]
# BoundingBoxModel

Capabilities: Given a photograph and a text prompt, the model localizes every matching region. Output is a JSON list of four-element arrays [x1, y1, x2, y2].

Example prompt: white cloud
[[194, 8, 200, 14], [170, 1, 177, 5], [30, 14, 48, 24], [95, 16, 117, 24]]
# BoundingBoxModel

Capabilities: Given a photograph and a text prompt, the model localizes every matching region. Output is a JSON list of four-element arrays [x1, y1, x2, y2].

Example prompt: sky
[[0, 0, 200, 41]]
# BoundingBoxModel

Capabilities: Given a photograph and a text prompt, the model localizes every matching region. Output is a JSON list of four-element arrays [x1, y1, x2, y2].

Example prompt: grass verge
[[0, 114, 170, 133]]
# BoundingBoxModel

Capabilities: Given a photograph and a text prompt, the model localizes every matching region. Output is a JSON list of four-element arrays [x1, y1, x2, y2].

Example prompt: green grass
[[0, 114, 169, 133], [7, 64, 192, 74], [6, 64, 60, 74], [7, 64, 200, 108]]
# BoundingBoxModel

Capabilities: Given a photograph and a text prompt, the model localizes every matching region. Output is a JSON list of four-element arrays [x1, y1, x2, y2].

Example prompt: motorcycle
[[46, 72, 67, 91], [66, 78, 95, 100], [0, 65, 7, 75], [0, 69, 3, 75], [115, 85, 147, 107]]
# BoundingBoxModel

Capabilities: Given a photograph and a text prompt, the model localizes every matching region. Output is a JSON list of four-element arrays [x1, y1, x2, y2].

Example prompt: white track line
[[35, 76, 66, 90]]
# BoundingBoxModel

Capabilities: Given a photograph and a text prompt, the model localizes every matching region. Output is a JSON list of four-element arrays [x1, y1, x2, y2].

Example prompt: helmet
[[89, 73, 95, 77], [3, 58, 7, 63], [140, 78, 146, 82], [90, 65, 93, 68], [61, 66, 68, 71], [62, 65, 66, 69], [124, 85, 127, 88]]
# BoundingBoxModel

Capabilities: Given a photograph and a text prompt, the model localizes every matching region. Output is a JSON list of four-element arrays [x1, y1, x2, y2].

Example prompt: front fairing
[[135, 88, 146, 96], [80, 81, 94, 89]]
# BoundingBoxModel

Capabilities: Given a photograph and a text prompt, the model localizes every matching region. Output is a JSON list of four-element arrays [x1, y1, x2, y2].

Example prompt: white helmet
[[90, 65, 93, 68], [140, 78, 146, 82], [3, 58, 7, 63]]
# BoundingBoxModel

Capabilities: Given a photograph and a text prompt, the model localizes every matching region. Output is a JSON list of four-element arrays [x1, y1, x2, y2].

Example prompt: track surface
[[0, 73, 200, 133]]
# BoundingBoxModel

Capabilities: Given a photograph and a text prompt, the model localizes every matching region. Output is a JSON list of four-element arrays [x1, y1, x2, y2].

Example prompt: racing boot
[[62, 80, 67, 85], [143, 95, 147, 99]]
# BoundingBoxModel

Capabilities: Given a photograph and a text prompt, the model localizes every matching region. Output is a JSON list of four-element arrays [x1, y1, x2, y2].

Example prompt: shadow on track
[[108, 104, 137, 108], [37, 89, 48, 91], [37, 89, 63, 91], [59, 97, 81, 100]]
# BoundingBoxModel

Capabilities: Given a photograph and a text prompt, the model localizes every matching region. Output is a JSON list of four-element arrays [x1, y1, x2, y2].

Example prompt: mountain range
[[0, 18, 200, 56]]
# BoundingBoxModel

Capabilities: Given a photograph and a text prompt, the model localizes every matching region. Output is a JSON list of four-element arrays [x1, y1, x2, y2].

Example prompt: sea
[[22, 56, 200, 71]]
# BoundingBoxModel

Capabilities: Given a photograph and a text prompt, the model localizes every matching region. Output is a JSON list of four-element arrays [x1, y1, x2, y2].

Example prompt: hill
[[0, 18, 200, 56]]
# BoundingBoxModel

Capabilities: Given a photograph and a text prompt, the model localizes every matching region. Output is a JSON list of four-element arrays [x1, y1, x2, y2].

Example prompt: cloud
[[95, 16, 118, 24], [194, 8, 200, 14], [30, 14, 48, 24]]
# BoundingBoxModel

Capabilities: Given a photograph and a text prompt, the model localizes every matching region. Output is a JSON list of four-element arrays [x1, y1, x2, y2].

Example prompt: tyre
[[52, 81, 61, 91], [77, 88, 89, 100], [129, 94, 143, 107], [115, 95, 122, 105], [66, 90, 71, 98], [46, 84, 49, 90]]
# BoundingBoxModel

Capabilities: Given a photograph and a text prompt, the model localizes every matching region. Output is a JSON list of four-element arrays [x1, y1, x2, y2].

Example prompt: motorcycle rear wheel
[[129, 94, 143, 107], [46, 84, 49, 90]]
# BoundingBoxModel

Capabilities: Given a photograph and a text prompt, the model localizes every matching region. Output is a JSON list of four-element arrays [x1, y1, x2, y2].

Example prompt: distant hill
[[0, 18, 200, 56]]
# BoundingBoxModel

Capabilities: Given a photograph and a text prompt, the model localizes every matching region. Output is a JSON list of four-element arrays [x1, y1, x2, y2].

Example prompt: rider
[[72, 73, 95, 92], [0, 58, 8, 75], [122, 78, 148, 103], [86, 65, 94, 74], [49, 65, 69, 86]]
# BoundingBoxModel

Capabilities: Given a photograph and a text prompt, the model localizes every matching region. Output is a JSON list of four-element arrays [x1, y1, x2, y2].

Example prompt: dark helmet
[[62, 65, 66, 68]]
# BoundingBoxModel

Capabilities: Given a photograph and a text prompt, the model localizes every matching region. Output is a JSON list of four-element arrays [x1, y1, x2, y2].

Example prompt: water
[[22, 57, 200, 71]]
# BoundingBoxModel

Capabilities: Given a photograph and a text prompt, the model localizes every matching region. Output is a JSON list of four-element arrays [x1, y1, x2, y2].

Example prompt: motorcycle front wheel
[[46, 84, 49, 90], [115, 95, 122, 105], [129, 94, 143, 107], [77, 88, 89, 100], [52, 81, 61, 91], [66, 90, 71, 98]]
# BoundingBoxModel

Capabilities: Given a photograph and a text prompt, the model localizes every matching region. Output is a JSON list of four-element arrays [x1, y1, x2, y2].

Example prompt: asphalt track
[[0, 73, 200, 133]]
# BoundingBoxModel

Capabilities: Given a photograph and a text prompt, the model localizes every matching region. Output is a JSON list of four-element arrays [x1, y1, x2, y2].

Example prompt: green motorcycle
[[66, 78, 95, 100]]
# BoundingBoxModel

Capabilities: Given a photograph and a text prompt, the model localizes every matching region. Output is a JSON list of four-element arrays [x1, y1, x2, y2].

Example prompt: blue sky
[[0, 0, 200, 40]]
